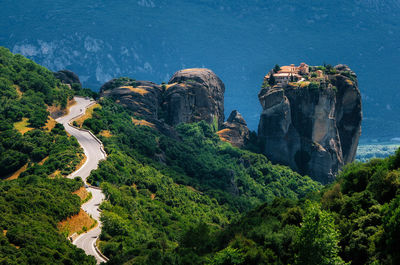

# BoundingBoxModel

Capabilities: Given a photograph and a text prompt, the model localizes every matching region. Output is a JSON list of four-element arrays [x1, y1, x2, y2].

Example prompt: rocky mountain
[[2, 0, 399, 140], [53, 70, 82, 87], [258, 64, 362, 183], [164, 68, 225, 128], [100, 68, 227, 130], [217, 110, 250, 147], [100, 78, 162, 120]]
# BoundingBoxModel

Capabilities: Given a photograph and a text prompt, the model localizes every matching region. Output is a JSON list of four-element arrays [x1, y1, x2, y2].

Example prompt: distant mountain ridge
[[1, 0, 399, 139]]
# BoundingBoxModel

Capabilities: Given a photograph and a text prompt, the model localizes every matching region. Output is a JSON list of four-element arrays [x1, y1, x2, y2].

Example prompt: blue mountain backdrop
[[1, 0, 399, 140]]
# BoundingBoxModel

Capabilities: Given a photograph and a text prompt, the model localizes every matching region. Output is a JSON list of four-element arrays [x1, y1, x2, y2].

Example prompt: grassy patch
[[73, 103, 101, 127], [5, 163, 28, 180], [216, 128, 232, 143], [58, 209, 97, 236], [38, 156, 49, 165], [13, 118, 34, 134], [131, 117, 155, 128], [74, 153, 87, 172], [14, 85, 23, 98], [49, 170, 62, 178], [99, 130, 112, 138], [43, 116, 57, 131], [72, 186, 89, 201], [121, 86, 149, 95]]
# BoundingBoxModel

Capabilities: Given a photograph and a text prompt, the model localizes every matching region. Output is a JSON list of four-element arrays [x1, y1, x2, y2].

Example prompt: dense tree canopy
[[0, 47, 94, 264], [80, 98, 321, 263], [2, 47, 400, 265]]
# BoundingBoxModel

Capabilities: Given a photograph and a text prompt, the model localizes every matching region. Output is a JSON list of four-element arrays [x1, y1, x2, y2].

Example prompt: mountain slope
[[80, 97, 321, 263], [0, 47, 95, 264], [0, 47, 322, 264], [186, 151, 400, 265]]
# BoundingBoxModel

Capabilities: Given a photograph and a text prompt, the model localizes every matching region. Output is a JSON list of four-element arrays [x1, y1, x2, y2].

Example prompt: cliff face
[[164, 68, 225, 128], [54, 70, 82, 87], [217, 110, 250, 147], [258, 64, 362, 183], [100, 68, 226, 130], [100, 79, 162, 120]]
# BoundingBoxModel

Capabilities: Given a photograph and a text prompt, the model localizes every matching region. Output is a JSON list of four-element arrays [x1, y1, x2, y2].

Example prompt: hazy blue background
[[1, 0, 399, 140]]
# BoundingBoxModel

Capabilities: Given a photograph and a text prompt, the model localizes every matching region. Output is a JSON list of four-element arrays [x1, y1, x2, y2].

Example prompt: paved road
[[56, 97, 107, 264]]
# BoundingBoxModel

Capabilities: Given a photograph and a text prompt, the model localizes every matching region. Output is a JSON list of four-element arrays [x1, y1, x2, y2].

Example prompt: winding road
[[56, 97, 107, 264]]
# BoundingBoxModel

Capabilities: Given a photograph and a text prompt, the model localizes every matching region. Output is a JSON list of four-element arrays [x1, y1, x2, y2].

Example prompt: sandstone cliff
[[164, 68, 225, 128], [100, 68, 226, 132], [217, 110, 250, 147], [100, 78, 162, 120], [258, 64, 362, 183]]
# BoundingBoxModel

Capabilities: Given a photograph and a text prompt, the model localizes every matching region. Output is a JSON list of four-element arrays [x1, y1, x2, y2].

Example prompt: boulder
[[217, 110, 250, 147], [258, 65, 362, 183]]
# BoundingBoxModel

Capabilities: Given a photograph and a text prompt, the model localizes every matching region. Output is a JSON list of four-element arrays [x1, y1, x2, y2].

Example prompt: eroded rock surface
[[101, 69, 225, 130], [217, 110, 250, 147], [54, 70, 82, 87], [258, 64, 362, 183], [164, 68, 225, 128], [101, 78, 162, 120]]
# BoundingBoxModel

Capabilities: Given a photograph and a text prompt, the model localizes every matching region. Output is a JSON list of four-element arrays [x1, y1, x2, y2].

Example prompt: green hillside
[[184, 151, 400, 265], [80, 98, 321, 263], [0, 47, 321, 264], [2, 47, 399, 265], [0, 47, 95, 264]]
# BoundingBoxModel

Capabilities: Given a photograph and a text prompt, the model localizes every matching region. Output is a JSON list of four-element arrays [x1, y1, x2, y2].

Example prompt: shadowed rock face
[[100, 79, 162, 120], [54, 70, 81, 87], [217, 110, 250, 147], [258, 65, 362, 183], [164, 68, 225, 128], [100, 69, 226, 137]]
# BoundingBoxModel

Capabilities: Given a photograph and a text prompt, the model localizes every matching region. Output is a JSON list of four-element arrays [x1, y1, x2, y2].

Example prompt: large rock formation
[[258, 64, 362, 183], [164, 68, 225, 128], [100, 78, 162, 120], [53, 70, 82, 88], [217, 110, 250, 147], [100, 68, 225, 131]]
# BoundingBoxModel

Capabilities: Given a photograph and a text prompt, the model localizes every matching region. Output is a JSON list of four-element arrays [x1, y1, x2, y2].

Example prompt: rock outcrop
[[164, 68, 225, 128], [258, 64, 362, 183], [101, 69, 225, 130], [100, 78, 162, 120], [54, 70, 82, 88], [217, 110, 250, 147]]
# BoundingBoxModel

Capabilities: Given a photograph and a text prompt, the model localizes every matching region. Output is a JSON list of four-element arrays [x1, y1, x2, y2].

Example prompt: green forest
[[0, 177, 95, 264], [81, 98, 400, 264], [0, 47, 83, 178], [1, 46, 400, 265], [191, 152, 400, 265], [0, 47, 95, 264], [79, 98, 321, 264]]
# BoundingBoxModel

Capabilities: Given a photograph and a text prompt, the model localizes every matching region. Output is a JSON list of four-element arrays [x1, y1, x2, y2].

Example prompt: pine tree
[[268, 74, 276, 86]]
